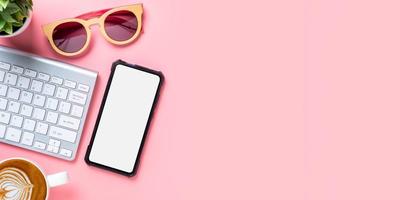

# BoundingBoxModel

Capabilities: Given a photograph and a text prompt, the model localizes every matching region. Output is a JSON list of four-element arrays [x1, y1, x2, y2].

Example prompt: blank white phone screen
[[89, 64, 160, 173]]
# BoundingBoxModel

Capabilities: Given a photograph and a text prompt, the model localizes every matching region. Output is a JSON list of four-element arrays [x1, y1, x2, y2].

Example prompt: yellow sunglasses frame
[[42, 4, 143, 56]]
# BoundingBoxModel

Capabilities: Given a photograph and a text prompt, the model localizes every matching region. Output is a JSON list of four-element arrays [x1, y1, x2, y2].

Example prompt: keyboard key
[[24, 69, 36, 78], [0, 111, 10, 124], [4, 73, 17, 85], [5, 127, 21, 142], [42, 83, 55, 96], [30, 80, 43, 92], [0, 62, 10, 71], [38, 73, 50, 82], [0, 98, 7, 110], [21, 132, 34, 146], [48, 126, 77, 143], [10, 65, 23, 74], [64, 80, 76, 88], [32, 108, 45, 120], [33, 141, 46, 149], [22, 119, 35, 131], [56, 87, 68, 99], [20, 104, 33, 117], [35, 122, 48, 135], [58, 115, 80, 130], [50, 76, 63, 85], [46, 145, 53, 152], [7, 87, 20, 100], [20, 91, 33, 103], [17, 76, 30, 89], [7, 101, 20, 113], [0, 84, 7, 96], [10, 115, 23, 127], [77, 84, 89, 92], [33, 94, 45, 107], [0, 124, 5, 138], [60, 148, 72, 157], [49, 139, 61, 147], [46, 111, 58, 124], [0, 70, 5, 82], [58, 101, 71, 114], [46, 145, 59, 153], [71, 105, 83, 118], [68, 90, 87, 105], [45, 98, 58, 110]]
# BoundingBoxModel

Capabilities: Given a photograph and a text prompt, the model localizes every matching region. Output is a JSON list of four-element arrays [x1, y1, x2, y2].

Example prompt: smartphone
[[85, 60, 163, 176]]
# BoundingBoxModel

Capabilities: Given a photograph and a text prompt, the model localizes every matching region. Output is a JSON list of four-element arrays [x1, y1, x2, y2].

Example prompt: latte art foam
[[0, 167, 33, 200]]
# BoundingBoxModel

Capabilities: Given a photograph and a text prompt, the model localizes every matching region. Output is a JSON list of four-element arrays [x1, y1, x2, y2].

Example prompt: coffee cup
[[0, 157, 68, 200]]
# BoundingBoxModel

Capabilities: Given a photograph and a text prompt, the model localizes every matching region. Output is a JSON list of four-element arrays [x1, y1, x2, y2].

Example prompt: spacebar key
[[49, 126, 77, 143]]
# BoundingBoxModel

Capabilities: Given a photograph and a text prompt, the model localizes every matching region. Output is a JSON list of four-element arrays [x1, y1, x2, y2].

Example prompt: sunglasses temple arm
[[76, 8, 111, 20], [141, 12, 145, 33]]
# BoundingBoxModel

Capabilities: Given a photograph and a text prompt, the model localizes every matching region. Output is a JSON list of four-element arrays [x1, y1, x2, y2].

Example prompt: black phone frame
[[85, 59, 164, 177]]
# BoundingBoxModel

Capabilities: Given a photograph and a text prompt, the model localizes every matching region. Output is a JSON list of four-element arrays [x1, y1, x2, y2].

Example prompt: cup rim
[[0, 157, 50, 200]]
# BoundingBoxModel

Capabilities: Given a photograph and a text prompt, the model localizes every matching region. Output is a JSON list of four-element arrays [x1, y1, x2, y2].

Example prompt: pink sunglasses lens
[[53, 22, 87, 53], [104, 10, 138, 41]]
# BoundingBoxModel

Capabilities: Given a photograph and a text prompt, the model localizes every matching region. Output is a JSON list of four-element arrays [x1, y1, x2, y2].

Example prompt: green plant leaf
[[25, 0, 32, 8], [0, 18, 5, 30], [5, 3, 19, 14], [0, 11, 16, 22], [2, 22, 12, 34], [0, 0, 9, 10], [16, 5, 27, 17], [12, 20, 22, 27], [12, 12, 24, 21], [14, 0, 31, 12]]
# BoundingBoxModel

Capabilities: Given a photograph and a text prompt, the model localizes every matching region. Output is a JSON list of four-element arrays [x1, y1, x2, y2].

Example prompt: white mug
[[0, 157, 68, 200]]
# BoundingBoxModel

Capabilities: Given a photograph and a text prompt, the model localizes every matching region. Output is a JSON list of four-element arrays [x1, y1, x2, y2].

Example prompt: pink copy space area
[[305, 0, 400, 199]]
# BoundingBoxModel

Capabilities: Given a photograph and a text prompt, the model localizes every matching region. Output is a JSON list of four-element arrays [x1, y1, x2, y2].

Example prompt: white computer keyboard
[[0, 46, 97, 161]]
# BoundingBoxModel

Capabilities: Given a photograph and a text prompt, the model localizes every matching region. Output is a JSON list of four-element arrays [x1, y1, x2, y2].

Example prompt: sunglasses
[[42, 4, 143, 56]]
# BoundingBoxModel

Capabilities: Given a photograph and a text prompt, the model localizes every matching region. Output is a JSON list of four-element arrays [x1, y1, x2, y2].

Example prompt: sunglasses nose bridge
[[86, 18, 101, 28]]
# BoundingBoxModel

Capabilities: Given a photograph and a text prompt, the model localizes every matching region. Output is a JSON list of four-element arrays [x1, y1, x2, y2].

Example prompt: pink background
[[1, 0, 399, 199], [305, 0, 400, 199]]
